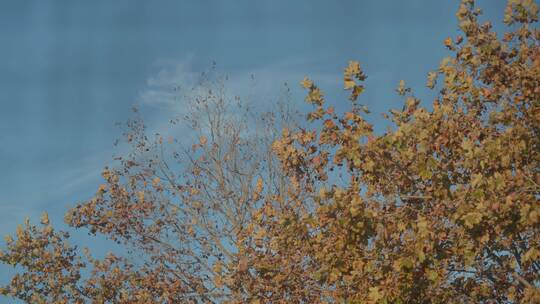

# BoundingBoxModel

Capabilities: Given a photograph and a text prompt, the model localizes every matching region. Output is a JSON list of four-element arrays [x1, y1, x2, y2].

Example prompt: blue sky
[[0, 0, 507, 300]]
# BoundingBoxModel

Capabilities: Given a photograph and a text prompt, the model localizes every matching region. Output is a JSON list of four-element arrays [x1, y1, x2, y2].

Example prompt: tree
[[1, 0, 539, 303], [0, 72, 298, 303]]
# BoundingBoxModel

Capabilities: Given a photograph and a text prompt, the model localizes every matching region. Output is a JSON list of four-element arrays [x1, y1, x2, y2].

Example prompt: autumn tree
[[1, 0, 539, 303], [230, 1, 540, 303], [0, 72, 299, 303]]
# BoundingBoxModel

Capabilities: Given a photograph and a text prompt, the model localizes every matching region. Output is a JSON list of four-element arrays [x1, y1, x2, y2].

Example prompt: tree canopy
[[1, 1, 539, 303]]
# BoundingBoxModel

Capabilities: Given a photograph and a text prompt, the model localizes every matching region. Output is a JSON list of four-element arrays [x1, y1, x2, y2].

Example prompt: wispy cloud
[[133, 54, 344, 151], [138, 54, 341, 113], [138, 55, 201, 110]]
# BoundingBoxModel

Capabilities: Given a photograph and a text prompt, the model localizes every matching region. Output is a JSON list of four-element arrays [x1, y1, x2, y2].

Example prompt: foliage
[[1, 1, 539, 303]]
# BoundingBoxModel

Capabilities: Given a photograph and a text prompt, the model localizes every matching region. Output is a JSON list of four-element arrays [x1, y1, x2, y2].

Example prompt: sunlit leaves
[[40, 212, 49, 225], [444, 37, 453, 49], [426, 71, 438, 89], [300, 77, 313, 89], [240, 1, 540, 302], [396, 79, 410, 96], [2, 1, 540, 303], [0, 219, 86, 302], [344, 60, 366, 101]]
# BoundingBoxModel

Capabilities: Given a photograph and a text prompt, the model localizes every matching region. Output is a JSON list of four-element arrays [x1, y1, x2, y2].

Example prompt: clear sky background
[[0, 1, 508, 301]]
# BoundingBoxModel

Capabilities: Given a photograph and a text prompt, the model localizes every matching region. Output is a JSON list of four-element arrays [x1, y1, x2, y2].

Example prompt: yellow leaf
[[16, 225, 23, 238], [344, 78, 356, 90], [463, 212, 483, 228], [397, 79, 408, 95], [523, 248, 539, 262], [427, 269, 438, 281], [43, 225, 53, 235], [368, 286, 383, 302], [253, 177, 264, 200], [301, 77, 313, 89], [212, 261, 223, 274], [417, 217, 429, 237], [345, 60, 361, 76], [40, 212, 49, 225], [98, 184, 107, 193], [444, 37, 452, 47], [399, 257, 414, 270], [319, 187, 328, 199], [471, 173, 483, 187], [214, 275, 223, 288]]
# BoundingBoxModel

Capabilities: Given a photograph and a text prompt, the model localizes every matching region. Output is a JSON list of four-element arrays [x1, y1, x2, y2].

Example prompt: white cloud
[[134, 54, 343, 149], [138, 54, 341, 109], [138, 55, 203, 111]]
